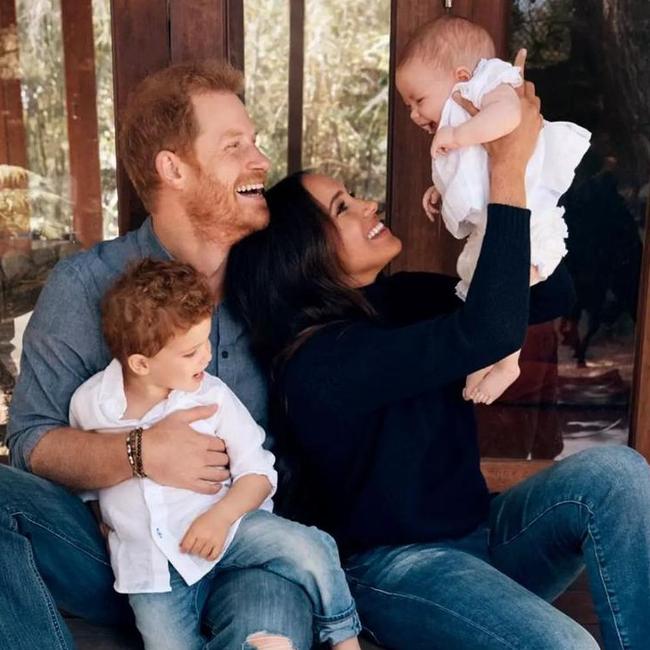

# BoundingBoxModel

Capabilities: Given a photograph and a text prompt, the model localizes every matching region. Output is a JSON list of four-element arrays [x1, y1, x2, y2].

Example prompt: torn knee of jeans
[[243, 631, 296, 650]]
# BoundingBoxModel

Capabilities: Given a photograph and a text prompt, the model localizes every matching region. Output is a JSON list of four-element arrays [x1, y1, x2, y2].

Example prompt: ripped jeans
[[0, 466, 316, 650], [129, 510, 361, 649]]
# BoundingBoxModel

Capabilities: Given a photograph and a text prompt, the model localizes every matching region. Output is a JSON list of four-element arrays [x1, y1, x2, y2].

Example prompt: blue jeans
[[0, 466, 314, 650], [345, 447, 650, 650], [129, 510, 361, 649]]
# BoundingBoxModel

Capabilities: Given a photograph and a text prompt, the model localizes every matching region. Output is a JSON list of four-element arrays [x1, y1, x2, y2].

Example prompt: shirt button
[[221, 350, 229, 359]]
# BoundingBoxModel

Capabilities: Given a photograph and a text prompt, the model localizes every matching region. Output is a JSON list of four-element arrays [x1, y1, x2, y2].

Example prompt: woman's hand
[[453, 49, 543, 207]]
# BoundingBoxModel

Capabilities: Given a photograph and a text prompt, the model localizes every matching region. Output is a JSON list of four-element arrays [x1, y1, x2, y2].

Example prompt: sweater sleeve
[[386, 261, 574, 326], [283, 204, 531, 413]]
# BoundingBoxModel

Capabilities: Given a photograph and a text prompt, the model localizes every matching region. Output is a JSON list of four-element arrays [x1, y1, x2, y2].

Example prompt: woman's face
[[302, 174, 402, 287]]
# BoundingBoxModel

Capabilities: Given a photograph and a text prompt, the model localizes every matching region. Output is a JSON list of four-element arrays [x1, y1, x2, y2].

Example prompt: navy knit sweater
[[278, 205, 574, 557]]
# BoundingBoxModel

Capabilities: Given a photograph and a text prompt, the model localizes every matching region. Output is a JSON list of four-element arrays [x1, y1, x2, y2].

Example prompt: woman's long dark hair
[[227, 172, 377, 518], [227, 171, 375, 373]]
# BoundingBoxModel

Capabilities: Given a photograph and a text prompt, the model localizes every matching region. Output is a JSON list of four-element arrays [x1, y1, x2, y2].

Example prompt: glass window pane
[[0, 0, 116, 459], [478, 0, 648, 460], [244, 0, 290, 186], [303, 0, 390, 202]]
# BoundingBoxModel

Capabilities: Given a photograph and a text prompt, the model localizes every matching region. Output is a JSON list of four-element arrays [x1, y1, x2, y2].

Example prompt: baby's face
[[396, 58, 456, 133]]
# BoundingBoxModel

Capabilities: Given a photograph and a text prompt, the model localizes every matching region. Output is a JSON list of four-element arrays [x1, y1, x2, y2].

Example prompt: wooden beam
[[111, 0, 244, 233], [60, 0, 103, 248], [110, 0, 170, 233], [287, 0, 304, 174], [226, 0, 245, 75], [631, 193, 650, 461], [170, 0, 225, 63], [387, 0, 512, 276], [169, 0, 244, 68], [481, 458, 553, 493], [388, 0, 460, 275], [0, 0, 27, 168]]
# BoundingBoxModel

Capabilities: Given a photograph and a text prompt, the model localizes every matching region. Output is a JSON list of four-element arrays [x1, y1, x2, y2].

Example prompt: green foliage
[[10, 0, 116, 240], [511, 0, 574, 67], [244, 0, 390, 201]]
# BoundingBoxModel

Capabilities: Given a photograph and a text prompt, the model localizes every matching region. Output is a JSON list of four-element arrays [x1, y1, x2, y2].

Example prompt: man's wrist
[[126, 427, 147, 478]]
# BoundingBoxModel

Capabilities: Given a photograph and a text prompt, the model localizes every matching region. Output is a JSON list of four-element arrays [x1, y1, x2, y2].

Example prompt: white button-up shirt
[[69, 359, 277, 593]]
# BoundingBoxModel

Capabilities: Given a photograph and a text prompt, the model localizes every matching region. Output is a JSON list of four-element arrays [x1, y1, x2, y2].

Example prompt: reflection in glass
[[244, 0, 290, 187], [303, 0, 390, 202], [478, 0, 648, 460], [1, 0, 116, 457], [244, 1, 390, 201]]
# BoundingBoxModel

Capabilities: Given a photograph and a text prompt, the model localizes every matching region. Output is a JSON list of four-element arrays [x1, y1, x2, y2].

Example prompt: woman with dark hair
[[227, 84, 650, 649]]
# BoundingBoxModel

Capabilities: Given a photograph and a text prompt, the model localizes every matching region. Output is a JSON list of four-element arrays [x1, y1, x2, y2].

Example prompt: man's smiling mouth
[[235, 183, 265, 197]]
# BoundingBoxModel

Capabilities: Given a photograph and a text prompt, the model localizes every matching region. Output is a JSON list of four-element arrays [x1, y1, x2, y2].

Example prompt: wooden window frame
[[387, 0, 650, 489], [107, 0, 650, 488]]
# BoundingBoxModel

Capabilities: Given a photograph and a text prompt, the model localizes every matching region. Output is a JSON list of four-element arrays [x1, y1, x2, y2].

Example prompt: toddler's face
[[146, 316, 213, 393], [396, 58, 456, 134]]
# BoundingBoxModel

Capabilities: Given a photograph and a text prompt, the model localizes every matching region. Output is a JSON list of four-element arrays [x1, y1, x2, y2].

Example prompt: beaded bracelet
[[126, 427, 146, 478]]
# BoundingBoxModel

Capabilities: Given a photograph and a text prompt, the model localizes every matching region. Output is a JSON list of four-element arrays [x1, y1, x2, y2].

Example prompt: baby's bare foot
[[469, 363, 521, 405], [464, 367, 492, 400]]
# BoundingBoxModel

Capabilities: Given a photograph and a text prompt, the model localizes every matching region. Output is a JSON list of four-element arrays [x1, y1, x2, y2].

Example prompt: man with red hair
[[2, 61, 311, 650]]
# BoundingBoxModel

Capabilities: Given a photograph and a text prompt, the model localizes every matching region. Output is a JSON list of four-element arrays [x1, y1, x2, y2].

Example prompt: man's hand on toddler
[[431, 126, 459, 157], [422, 185, 441, 222], [180, 505, 232, 561]]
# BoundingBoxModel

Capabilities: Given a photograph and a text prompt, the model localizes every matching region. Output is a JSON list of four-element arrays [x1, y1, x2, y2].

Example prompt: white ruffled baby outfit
[[431, 58, 591, 300]]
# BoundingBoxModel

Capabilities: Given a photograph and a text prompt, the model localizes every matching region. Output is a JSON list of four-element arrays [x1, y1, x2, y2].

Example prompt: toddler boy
[[69, 258, 361, 650]]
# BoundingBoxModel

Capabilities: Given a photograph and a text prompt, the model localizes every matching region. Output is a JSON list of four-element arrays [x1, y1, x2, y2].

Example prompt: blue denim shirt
[[7, 218, 268, 471]]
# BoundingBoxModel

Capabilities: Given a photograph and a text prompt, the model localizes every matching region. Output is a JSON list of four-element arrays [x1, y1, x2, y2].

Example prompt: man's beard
[[182, 169, 268, 244]]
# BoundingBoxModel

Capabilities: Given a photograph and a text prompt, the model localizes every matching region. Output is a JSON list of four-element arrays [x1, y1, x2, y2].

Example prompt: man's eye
[[226, 141, 240, 150], [416, 97, 424, 105]]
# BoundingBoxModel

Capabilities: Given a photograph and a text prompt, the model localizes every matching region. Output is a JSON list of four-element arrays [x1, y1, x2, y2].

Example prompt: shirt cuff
[[7, 423, 56, 472]]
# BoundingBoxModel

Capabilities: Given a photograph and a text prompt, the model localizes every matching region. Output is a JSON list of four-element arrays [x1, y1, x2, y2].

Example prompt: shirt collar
[[136, 217, 173, 261]]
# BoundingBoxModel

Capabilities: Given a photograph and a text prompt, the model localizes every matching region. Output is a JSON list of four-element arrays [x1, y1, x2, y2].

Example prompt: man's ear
[[127, 353, 151, 377], [154, 150, 186, 190], [454, 66, 472, 82]]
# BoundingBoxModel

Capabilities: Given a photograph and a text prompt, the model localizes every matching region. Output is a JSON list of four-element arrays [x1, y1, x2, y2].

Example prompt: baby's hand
[[431, 126, 459, 157], [422, 185, 441, 222], [180, 507, 231, 561]]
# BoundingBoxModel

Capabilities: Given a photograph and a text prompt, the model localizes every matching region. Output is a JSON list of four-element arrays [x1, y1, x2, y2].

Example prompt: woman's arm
[[284, 204, 530, 413], [283, 74, 543, 413], [383, 260, 573, 326]]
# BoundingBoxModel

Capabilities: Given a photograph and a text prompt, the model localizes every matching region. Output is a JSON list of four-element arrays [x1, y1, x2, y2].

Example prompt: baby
[[69, 259, 361, 650], [396, 15, 590, 405]]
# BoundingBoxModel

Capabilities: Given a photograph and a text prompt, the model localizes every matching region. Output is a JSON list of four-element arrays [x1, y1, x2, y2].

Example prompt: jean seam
[[19, 517, 70, 649], [586, 519, 626, 649], [6, 507, 110, 566], [490, 498, 592, 548], [492, 498, 628, 649], [347, 577, 518, 649]]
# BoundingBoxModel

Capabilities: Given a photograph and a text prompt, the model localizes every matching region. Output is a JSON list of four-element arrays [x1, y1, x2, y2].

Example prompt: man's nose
[[250, 145, 270, 172]]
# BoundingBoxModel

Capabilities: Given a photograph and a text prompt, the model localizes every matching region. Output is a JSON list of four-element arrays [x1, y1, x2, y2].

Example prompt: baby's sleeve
[[212, 385, 278, 495], [457, 58, 523, 108]]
